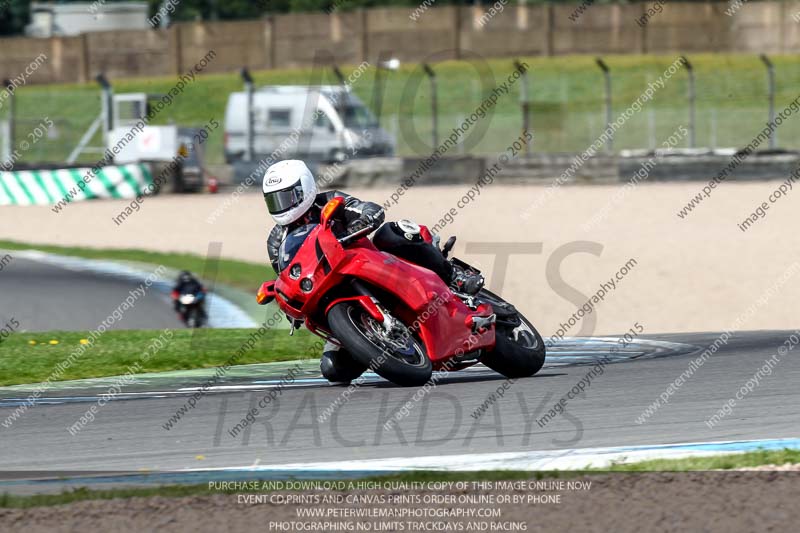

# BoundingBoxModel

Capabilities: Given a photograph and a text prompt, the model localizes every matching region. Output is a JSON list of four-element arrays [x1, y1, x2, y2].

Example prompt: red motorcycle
[[256, 197, 545, 386]]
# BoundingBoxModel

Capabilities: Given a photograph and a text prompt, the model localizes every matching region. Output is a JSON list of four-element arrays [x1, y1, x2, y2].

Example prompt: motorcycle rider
[[263, 159, 484, 383], [171, 270, 206, 314]]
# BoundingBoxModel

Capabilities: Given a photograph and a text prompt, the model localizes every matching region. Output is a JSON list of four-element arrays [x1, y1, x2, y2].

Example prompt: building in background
[[26, 1, 149, 38]]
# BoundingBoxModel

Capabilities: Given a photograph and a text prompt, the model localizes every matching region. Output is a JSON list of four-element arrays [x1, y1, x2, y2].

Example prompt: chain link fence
[[2, 57, 800, 167], [0, 86, 104, 167]]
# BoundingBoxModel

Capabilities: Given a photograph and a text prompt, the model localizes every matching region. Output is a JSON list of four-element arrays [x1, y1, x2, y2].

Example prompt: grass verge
[[0, 327, 318, 386], [600, 447, 800, 471], [1, 449, 797, 508], [0, 239, 273, 292]]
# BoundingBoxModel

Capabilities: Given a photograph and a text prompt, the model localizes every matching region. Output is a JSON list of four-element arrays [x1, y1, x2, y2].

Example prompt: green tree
[[0, 0, 32, 36]]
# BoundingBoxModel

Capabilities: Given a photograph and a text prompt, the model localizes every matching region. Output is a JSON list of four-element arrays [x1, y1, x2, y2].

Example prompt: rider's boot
[[449, 262, 485, 296], [320, 341, 368, 384]]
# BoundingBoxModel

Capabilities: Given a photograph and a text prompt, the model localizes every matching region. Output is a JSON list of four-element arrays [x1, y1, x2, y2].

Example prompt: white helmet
[[262, 160, 318, 225]]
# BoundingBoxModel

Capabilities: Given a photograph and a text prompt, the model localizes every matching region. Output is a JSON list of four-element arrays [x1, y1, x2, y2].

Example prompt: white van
[[224, 85, 394, 164]]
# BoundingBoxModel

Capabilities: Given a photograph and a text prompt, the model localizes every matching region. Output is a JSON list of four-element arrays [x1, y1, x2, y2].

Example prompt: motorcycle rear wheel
[[327, 301, 432, 387], [477, 290, 546, 378]]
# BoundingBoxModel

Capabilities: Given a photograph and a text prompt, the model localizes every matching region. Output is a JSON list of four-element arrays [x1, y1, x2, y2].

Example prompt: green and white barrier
[[0, 164, 153, 207]]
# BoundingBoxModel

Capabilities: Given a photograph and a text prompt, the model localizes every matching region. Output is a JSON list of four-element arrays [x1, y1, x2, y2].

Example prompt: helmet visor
[[265, 183, 304, 215]]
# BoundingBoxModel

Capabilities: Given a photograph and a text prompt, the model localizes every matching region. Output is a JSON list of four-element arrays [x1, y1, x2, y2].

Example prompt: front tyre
[[186, 306, 199, 328], [327, 302, 432, 387]]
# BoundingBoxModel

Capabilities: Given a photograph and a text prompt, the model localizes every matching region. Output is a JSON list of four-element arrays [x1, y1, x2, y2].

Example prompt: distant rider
[[171, 270, 205, 313]]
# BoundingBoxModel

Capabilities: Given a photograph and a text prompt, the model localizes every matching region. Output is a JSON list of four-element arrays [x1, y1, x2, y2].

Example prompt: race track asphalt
[[0, 257, 183, 331], [0, 330, 797, 480]]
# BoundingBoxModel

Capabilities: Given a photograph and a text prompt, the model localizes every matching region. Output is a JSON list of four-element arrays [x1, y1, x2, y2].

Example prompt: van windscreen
[[343, 106, 378, 128]]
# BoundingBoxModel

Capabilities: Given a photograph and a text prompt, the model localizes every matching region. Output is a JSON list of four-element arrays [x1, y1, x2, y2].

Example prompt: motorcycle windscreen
[[278, 223, 318, 272]]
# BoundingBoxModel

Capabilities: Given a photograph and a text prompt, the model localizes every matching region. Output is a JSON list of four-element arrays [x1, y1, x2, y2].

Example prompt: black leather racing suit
[[267, 190, 386, 273], [172, 277, 204, 313], [266, 190, 455, 282]]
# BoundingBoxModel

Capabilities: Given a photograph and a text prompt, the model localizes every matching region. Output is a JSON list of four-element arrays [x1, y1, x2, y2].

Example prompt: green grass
[[0, 327, 319, 386], [0, 471, 545, 509], [0, 485, 228, 509], [2, 449, 797, 508], [0, 239, 273, 292], [4, 53, 800, 164], [600, 447, 800, 472], [0, 241, 308, 386]]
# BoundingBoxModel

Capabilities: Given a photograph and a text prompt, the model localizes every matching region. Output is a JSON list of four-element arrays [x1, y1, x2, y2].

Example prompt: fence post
[[760, 54, 776, 149], [681, 55, 695, 149], [2, 79, 14, 165], [595, 57, 612, 153], [423, 63, 438, 150], [96, 74, 113, 146], [241, 68, 254, 163], [374, 56, 400, 128], [514, 59, 531, 157]]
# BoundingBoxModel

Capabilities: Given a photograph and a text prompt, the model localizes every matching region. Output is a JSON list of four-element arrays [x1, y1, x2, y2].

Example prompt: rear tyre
[[478, 291, 546, 378], [327, 302, 432, 387]]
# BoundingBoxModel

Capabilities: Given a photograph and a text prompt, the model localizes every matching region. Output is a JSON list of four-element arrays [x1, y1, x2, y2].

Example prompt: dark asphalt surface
[[0, 257, 182, 331], [0, 331, 797, 474]]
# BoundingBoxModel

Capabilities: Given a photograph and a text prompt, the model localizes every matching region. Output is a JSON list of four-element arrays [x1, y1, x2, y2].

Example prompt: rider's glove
[[348, 213, 374, 234]]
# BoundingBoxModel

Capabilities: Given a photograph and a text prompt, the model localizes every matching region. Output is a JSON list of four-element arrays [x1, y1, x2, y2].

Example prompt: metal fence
[[377, 57, 800, 157], [2, 55, 800, 168], [0, 87, 104, 168]]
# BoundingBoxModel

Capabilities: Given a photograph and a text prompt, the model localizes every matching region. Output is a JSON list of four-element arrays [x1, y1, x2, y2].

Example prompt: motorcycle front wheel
[[186, 306, 202, 328], [327, 301, 432, 387]]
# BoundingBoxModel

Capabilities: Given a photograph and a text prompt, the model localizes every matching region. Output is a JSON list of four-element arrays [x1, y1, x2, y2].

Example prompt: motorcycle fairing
[[317, 226, 495, 363]]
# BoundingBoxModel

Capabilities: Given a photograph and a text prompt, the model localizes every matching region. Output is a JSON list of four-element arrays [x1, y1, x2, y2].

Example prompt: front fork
[[351, 279, 395, 334]]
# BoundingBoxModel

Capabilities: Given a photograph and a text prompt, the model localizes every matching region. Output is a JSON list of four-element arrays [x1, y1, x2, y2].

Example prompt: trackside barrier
[[0, 164, 153, 206]]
